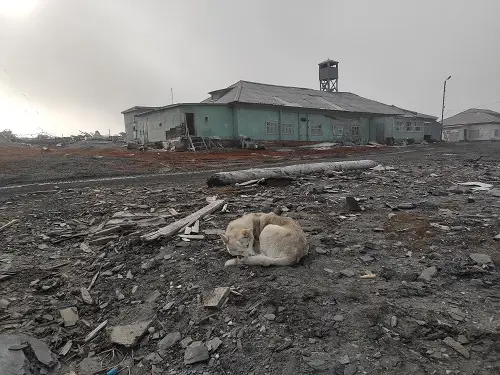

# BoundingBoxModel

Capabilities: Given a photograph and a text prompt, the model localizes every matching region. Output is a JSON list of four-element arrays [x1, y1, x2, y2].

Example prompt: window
[[414, 122, 422, 132], [468, 129, 479, 139], [310, 124, 322, 136], [395, 122, 402, 131], [266, 120, 278, 134], [204, 116, 209, 123], [495, 129, 499, 137], [333, 125, 343, 136], [351, 125, 360, 136], [405, 122, 412, 131], [282, 123, 293, 135]]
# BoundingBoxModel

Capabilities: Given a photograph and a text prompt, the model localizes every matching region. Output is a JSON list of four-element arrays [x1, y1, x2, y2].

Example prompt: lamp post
[[440, 76, 451, 141]]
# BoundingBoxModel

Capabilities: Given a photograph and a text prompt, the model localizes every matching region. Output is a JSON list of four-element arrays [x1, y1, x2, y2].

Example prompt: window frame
[[265, 120, 278, 134], [351, 125, 360, 136], [282, 122, 293, 135], [310, 123, 323, 136]]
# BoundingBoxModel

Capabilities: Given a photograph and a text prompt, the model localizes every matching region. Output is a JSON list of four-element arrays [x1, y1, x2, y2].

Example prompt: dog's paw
[[224, 258, 238, 267]]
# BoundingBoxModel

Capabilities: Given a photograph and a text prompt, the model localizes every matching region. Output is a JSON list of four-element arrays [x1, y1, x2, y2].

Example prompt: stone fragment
[[158, 331, 181, 352], [60, 307, 79, 327], [390, 316, 398, 327], [264, 313, 276, 321], [339, 355, 350, 365], [204, 287, 230, 309], [80, 288, 93, 305], [109, 320, 152, 347], [0, 299, 10, 309], [184, 341, 209, 365], [344, 364, 358, 375], [303, 352, 332, 371], [206, 337, 223, 352], [115, 289, 125, 301], [457, 334, 469, 344], [359, 255, 374, 263], [418, 266, 437, 282], [448, 307, 466, 321], [345, 197, 361, 211], [180, 336, 193, 349], [469, 253, 493, 265], [397, 202, 416, 210], [334, 315, 344, 322], [443, 336, 470, 358], [78, 356, 102, 375], [145, 290, 161, 303], [339, 269, 355, 277]]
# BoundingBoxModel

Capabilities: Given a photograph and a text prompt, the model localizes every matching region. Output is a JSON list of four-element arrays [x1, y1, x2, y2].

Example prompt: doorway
[[185, 113, 195, 135], [298, 114, 308, 141]]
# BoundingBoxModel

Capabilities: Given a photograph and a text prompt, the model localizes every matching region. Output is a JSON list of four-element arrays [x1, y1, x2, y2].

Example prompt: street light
[[440, 76, 452, 141]]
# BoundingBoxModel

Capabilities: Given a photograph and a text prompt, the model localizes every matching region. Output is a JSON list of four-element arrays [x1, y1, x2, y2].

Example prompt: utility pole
[[440, 76, 451, 141], [171, 88, 174, 105]]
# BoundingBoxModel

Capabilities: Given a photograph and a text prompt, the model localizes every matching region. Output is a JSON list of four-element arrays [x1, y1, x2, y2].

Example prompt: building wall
[[443, 126, 465, 142], [134, 105, 233, 143], [392, 118, 425, 142], [235, 106, 369, 143], [466, 123, 500, 141], [424, 121, 441, 141], [123, 112, 138, 142]]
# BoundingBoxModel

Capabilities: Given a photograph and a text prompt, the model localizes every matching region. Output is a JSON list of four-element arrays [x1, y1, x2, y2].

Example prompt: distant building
[[122, 62, 436, 149], [443, 108, 500, 142]]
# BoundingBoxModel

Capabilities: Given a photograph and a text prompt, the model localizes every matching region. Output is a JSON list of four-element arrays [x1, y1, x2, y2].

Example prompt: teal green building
[[122, 76, 437, 149]]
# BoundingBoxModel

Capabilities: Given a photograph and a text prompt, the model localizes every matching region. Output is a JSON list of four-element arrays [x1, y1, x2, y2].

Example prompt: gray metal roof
[[204, 80, 430, 117], [443, 108, 500, 127]]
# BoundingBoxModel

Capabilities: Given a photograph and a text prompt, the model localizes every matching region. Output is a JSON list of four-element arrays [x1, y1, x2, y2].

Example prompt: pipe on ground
[[206, 160, 378, 186]]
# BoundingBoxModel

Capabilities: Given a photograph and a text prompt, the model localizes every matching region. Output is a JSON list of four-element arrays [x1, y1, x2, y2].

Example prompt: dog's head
[[220, 229, 254, 257]]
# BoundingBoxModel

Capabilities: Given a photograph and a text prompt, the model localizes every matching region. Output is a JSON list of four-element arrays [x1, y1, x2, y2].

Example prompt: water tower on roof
[[318, 59, 338, 92]]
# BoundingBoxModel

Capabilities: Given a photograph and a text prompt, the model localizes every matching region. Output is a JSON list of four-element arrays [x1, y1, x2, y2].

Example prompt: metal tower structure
[[319, 59, 339, 92]]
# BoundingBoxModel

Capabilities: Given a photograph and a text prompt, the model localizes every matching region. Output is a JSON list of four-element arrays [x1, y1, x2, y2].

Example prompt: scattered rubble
[[1, 144, 500, 374]]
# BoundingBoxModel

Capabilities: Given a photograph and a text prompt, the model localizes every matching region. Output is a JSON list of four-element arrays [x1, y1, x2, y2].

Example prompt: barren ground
[[0, 142, 499, 375]]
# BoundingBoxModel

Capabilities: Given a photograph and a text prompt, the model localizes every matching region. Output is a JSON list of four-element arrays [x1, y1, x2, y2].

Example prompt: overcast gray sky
[[1, 0, 500, 136]]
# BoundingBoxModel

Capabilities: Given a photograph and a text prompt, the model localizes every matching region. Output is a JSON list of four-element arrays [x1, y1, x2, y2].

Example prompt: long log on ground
[[206, 160, 377, 187], [142, 199, 225, 241]]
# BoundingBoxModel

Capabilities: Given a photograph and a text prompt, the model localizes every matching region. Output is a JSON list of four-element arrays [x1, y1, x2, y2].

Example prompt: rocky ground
[[0, 142, 499, 375]]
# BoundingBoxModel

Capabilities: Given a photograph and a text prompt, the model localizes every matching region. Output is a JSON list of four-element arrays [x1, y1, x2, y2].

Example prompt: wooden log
[[206, 160, 378, 186], [142, 199, 225, 241]]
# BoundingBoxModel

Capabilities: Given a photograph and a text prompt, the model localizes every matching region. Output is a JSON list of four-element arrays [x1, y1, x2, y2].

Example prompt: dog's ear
[[241, 229, 252, 238], [220, 234, 229, 243]]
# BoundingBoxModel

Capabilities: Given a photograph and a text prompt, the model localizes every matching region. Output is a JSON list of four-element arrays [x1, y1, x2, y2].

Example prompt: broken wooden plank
[[59, 340, 73, 356], [0, 219, 18, 233], [191, 220, 200, 234], [184, 226, 192, 235], [204, 287, 230, 310], [84, 320, 108, 342], [142, 200, 225, 241], [178, 234, 205, 240]]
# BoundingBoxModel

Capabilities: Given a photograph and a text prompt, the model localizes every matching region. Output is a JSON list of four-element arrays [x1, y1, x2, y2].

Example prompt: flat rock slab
[[184, 341, 209, 365], [59, 307, 79, 327], [303, 352, 333, 371], [443, 336, 470, 358], [418, 266, 437, 282], [109, 320, 152, 347], [204, 287, 230, 309], [469, 253, 493, 265], [0, 334, 59, 375], [158, 331, 181, 352]]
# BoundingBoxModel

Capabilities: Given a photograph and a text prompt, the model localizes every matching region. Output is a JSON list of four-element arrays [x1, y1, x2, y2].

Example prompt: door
[[298, 114, 308, 141], [376, 123, 385, 143], [185, 113, 195, 135]]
